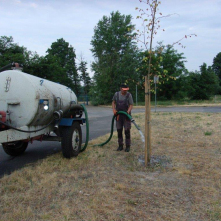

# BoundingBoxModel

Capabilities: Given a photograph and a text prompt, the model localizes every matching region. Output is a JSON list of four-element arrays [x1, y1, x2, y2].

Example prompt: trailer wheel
[[61, 121, 82, 158], [2, 141, 28, 156]]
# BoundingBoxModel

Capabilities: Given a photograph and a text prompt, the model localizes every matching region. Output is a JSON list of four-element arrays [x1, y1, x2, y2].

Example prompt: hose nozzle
[[131, 118, 140, 130]]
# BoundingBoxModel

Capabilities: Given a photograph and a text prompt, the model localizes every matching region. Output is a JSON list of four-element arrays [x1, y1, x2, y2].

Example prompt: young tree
[[90, 11, 139, 104], [135, 0, 196, 165], [135, 0, 159, 165]]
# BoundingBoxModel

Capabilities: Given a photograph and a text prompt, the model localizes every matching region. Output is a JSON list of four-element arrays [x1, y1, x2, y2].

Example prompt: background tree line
[[0, 11, 221, 104], [0, 36, 91, 98]]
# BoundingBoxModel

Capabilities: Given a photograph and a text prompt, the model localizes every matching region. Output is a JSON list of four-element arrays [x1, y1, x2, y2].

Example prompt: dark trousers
[[116, 114, 131, 146]]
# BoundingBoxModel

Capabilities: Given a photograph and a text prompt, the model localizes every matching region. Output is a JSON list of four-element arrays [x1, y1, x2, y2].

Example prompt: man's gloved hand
[[113, 109, 117, 115]]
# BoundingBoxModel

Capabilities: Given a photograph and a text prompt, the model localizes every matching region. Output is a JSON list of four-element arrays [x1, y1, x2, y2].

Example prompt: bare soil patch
[[0, 112, 221, 220]]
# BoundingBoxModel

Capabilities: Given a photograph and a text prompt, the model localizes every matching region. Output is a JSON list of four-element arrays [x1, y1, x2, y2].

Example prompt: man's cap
[[120, 83, 129, 91]]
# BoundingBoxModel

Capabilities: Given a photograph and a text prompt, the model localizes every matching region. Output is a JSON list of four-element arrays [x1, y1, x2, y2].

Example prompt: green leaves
[[187, 63, 219, 100], [46, 38, 80, 96], [90, 11, 139, 104], [212, 52, 221, 87], [78, 59, 91, 95], [0, 36, 29, 67]]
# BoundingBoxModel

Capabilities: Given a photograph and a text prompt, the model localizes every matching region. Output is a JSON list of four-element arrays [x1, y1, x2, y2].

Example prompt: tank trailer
[[0, 63, 88, 158]]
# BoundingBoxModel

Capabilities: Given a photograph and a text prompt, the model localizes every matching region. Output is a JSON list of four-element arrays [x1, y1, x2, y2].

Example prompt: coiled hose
[[93, 111, 140, 147]]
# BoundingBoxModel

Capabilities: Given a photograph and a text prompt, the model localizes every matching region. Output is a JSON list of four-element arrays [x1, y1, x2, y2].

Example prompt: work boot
[[117, 145, 123, 151], [125, 146, 130, 152]]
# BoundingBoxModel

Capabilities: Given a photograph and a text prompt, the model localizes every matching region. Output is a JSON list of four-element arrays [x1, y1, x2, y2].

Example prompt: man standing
[[112, 83, 134, 152]]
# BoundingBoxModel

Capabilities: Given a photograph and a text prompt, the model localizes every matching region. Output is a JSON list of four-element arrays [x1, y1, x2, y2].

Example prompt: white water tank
[[0, 70, 77, 128]]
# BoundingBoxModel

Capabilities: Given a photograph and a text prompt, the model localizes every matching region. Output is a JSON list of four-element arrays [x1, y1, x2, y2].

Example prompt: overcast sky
[[1, 0, 221, 76]]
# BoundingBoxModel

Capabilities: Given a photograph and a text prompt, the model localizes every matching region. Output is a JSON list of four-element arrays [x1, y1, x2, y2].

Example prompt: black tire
[[2, 141, 28, 156], [61, 121, 82, 158]]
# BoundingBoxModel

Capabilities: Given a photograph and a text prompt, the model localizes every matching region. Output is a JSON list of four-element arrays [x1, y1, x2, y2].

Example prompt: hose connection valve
[[53, 110, 63, 129]]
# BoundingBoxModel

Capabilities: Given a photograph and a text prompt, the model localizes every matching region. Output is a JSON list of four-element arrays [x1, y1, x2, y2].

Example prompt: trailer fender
[[59, 118, 86, 126]]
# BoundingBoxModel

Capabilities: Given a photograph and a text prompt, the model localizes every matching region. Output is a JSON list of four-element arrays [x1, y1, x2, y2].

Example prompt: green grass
[[104, 95, 221, 107], [136, 95, 221, 106], [205, 131, 212, 136]]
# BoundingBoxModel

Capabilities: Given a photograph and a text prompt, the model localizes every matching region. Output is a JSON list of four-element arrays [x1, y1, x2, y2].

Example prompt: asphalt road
[[0, 105, 220, 177]]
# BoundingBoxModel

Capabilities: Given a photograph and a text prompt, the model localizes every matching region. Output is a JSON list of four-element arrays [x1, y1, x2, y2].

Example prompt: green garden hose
[[80, 104, 89, 152], [93, 111, 140, 147], [79, 106, 140, 150], [93, 114, 116, 147]]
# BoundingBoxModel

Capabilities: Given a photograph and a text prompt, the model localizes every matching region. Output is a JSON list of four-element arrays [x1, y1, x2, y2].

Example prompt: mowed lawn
[[0, 112, 221, 221]]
